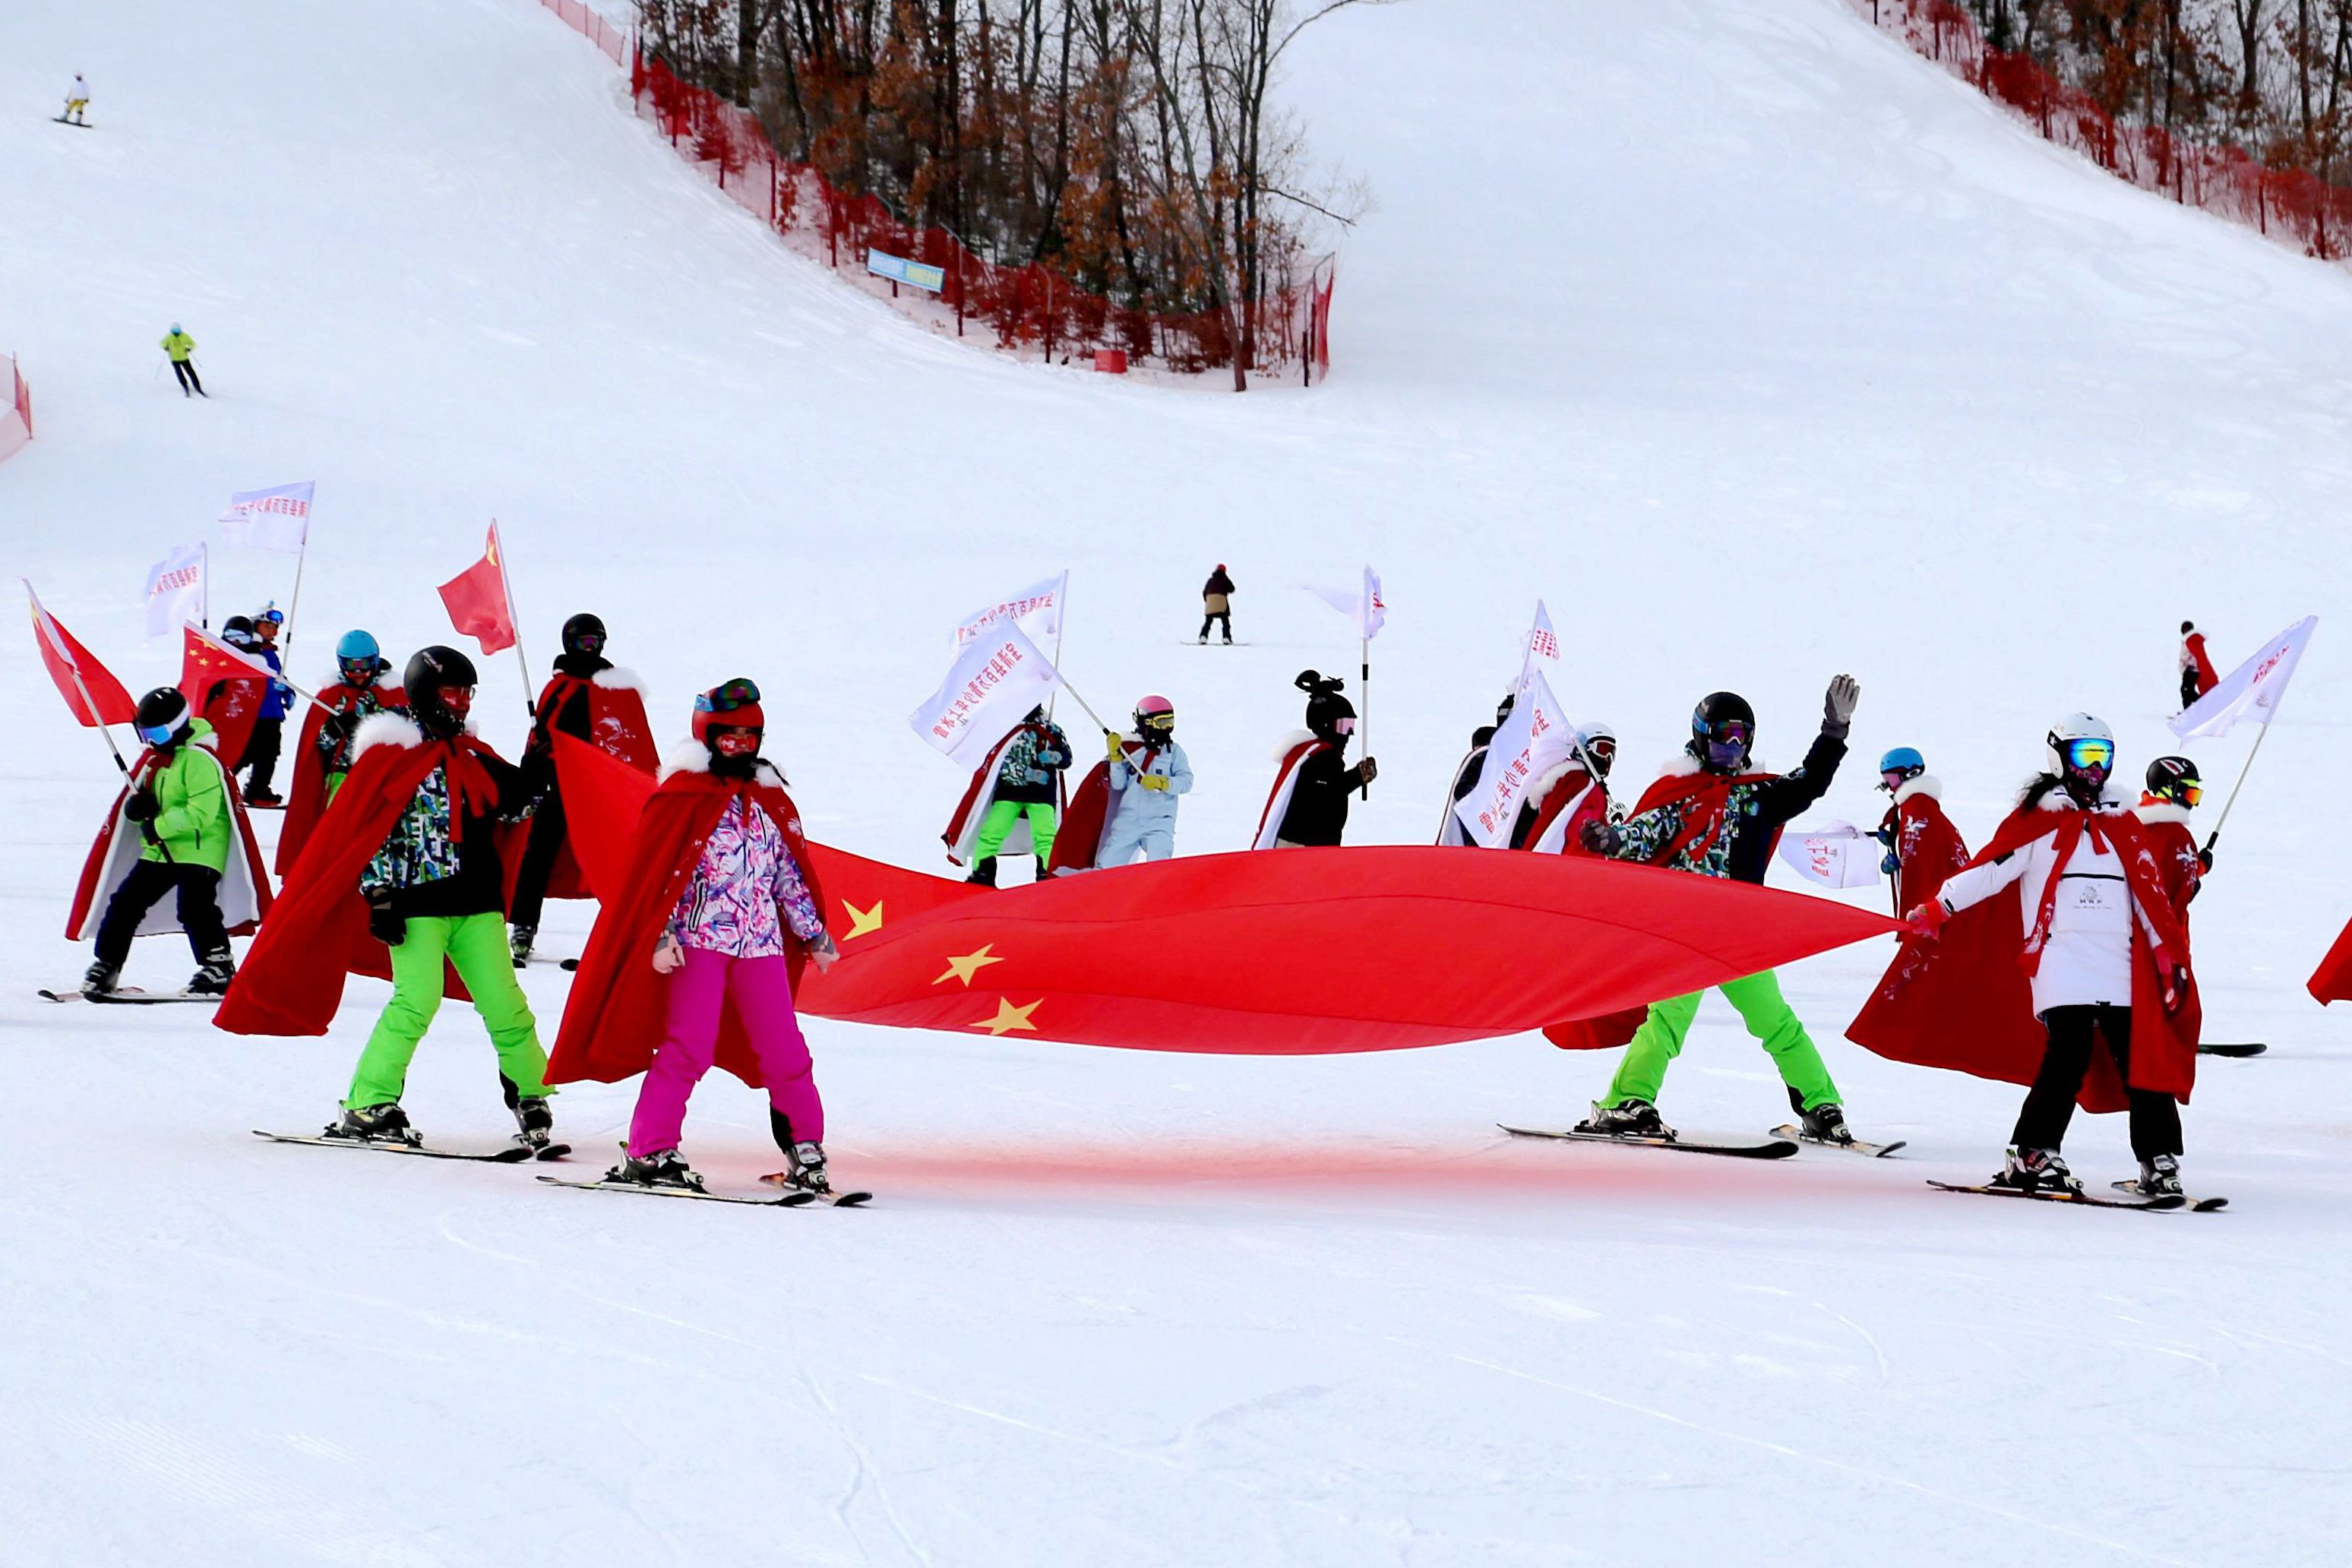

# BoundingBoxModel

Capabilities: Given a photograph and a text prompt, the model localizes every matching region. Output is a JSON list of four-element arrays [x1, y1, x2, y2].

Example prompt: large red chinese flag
[[23, 582, 137, 726], [180, 623, 273, 765], [437, 523, 516, 655]]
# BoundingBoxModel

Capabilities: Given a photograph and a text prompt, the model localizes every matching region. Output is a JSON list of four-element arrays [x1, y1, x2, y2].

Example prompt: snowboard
[[1770, 1124, 1907, 1158], [539, 1174, 818, 1207], [52, 117, 93, 128], [758, 1171, 874, 1206], [1927, 1178, 2199, 1212], [253, 1129, 567, 1163], [1500, 1124, 1799, 1159], [2198, 1042, 2266, 1057]]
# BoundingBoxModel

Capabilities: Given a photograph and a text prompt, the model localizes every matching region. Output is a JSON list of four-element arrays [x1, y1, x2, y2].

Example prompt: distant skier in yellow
[[161, 324, 205, 398], [62, 74, 90, 125]]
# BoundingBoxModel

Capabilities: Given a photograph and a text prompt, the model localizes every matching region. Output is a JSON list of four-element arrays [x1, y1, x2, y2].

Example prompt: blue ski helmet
[[1878, 745, 1925, 791], [335, 628, 382, 685]]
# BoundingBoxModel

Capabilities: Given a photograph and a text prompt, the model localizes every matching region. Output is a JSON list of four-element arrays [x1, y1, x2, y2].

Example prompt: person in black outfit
[[1200, 564, 1235, 644], [1276, 671, 1377, 846], [507, 612, 610, 963], [1439, 691, 1515, 845]]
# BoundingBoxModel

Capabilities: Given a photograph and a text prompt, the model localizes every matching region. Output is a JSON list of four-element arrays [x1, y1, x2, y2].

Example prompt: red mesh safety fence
[[1855, 0, 2352, 264], [530, 1, 1331, 379]]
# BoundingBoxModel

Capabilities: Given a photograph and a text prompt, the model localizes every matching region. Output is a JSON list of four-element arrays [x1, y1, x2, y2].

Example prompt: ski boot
[[329, 1102, 420, 1146], [499, 1074, 557, 1150], [508, 924, 536, 967], [187, 948, 236, 997], [245, 788, 283, 807], [603, 1147, 703, 1191], [1797, 1099, 1854, 1147], [767, 1140, 835, 1199], [966, 858, 998, 888], [81, 959, 122, 998], [1575, 1098, 1674, 1140], [1992, 1146, 2080, 1194], [1035, 855, 1052, 882], [2126, 1152, 2185, 1199]]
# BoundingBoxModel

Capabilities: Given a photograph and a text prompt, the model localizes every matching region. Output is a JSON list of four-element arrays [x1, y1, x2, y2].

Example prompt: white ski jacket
[[1935, 792, 2157, 1016]]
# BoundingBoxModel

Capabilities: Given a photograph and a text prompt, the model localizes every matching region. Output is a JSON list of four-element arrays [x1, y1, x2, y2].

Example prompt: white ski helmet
[[1577, 721, 1618, 776], [2044, 712, 2115, 777]]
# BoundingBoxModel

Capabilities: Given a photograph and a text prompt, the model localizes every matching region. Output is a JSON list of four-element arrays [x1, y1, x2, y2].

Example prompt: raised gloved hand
[[1904, 901, 1950, 941], [808, 931, 840, 973], [367, 895, 406, 947], [2156, 948, 2192, 1014], [1822, 674, 1860, 738], [122, 789, 160, 824], [652, 934, 684, 975], [1140, 773, 1170, 792], [1580, 820, 1624, 856]]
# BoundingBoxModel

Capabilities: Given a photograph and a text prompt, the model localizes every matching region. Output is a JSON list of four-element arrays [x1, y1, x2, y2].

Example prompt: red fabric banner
[[2311, 916, 2352, 1004], [24, 586, 136, 726], [437, 524, 517, 655]]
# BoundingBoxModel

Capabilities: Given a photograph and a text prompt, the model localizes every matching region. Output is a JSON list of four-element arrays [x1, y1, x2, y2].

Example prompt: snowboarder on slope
[[547, 679, 842, 1193], [2179, 621, 2218, 712], [1511, 723, 1615, 852], [62, 74, 90, 125], [276, 629, 404, 875], [69, 688, 271, 997], [1200, 564, 1235, 644], [238, 603, 292, 805], [160, 324, 204, 397], [1437, 692, 1515, 846], [957, 706, 1071, 886], [1878, 716, 2198, 1198], [1573, 680, 1861, 1143], [214, 646, 558, 1152], [1254, 671, 1377, 848], [1097, 697, 1193, 865], [507, 612, 656, 963], [1870, 746, 1969, 915]]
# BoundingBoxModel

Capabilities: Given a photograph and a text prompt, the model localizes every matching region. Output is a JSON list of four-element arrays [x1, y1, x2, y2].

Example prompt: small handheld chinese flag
[[437, 523, 517, 656], [23, 580, 138, 727]]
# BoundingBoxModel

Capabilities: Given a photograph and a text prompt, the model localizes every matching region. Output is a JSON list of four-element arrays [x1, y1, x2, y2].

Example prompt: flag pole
[[282, 537, 308, 656], [2202, 720, 2274, 855], [200, 542, 210, 630], [489, 520, 536, 718], [1046, 568, 1069, 723], [1051, 671, 1111, 736], [30, 591, 172, 863], [1358, 632, 1371, 798]]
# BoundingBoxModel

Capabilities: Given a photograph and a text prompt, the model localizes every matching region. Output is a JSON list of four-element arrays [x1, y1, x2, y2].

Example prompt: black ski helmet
[[1690, 691, 1756, 773], [403, 645, 479, 736], [2145, 755, 2201, 805], [1295, 669, 1355, 741], [134, 687, 192, 748], [220, 615, 257, 650], [561, 612, 608, 659], [1494, 691, 1518, 728]]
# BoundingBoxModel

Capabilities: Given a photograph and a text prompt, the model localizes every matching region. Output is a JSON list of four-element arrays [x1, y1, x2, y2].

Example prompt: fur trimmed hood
[[350, 711, 423, 761], [592, 665, 644, 694], [1272, 729, 1320, 763], [2031, 782, 2126, 813], [658, 740, 787, 791], [1652, 750, 1768, 784], [2132, 799, 2194, 827], [1528, 757, 1588, 800], [1892, 773, 1942, 807]]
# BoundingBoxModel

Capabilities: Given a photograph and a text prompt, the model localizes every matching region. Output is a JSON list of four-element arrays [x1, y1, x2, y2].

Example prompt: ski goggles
[[570, 631, 605, 655], [337, 656, 379, 685], [1332, 716, 1356, 735], [256, 607, 285, 627], [137, 718, 179, 746], [696, 678, 761, 715], [1585, 736, 1617, 766], [2058, 737, 2114, 774], [2164, 780, 2204, 808], [1879, 768, 1918, 792]]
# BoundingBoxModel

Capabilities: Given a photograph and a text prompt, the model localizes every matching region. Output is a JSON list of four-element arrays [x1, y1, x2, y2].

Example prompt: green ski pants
[[345, 911, 548, 1108], [975, 799, 1057, 863], [1604, 969, 1841, 1111]]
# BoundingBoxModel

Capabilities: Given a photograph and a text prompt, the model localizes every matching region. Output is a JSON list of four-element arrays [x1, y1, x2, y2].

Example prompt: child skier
[[1573, 679, 1862, 1143], [547, 680, 843, 1194], [2135, 757, 2208, 901], [160, 324, 204, 397], [1200, 564, 1235, 643], [68, 688, 271, 997], [215, 646, 557, 1152], [1870, 746, 1969, 915], [62, 74, 90, 125], [1512, 723, 1614, 852], [1864, 716, 2199, 1198], [944, 706, 1070, 885], [507, 613, 656, 963], [277, 630, 403, 874], [1255, 671, 1377, 849], [1098, 697, 1193, 865], [2178, 621, 2218, 712], [239, 603, 292, 805], [1437, 692, 1515, 846]]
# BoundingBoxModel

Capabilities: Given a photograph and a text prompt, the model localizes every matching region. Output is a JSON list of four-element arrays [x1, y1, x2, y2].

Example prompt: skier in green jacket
[[160, 324, 204, 397], [84, 690, 239, 996]]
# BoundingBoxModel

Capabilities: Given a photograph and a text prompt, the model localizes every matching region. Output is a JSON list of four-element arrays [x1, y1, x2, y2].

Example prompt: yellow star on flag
[[841, 899, 884, 940], [934, 943, 1004, 987], [969, 997, 1041, 1035]]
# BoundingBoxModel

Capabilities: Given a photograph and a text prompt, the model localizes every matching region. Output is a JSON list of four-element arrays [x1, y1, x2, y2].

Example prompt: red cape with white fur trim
[[1846, 801, 2200, 1109], [547, 751, 827, 1089], [65, 735, 273, 941], [277, 681, 405, 875], [531, 667, 657, 899], [1515, 762, 1606, 855], [1253, 734, 1330, 849], [214, 714, 518, 1035], [1879, 776, 1968, 914]]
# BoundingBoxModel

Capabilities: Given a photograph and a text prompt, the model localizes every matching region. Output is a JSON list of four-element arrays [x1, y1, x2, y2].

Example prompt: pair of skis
[[253, 1129, 572, 1163], [537, 1172, 871, 1208], [40, 985, 216, 1005]]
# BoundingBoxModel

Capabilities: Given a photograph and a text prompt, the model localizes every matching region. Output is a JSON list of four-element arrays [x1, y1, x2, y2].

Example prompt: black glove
[[367, 896, 406, 947], [1580, 820, 1625, 856], [2197, 847, 2214, 874], [319, 710, 357, 754], [122, 789, 160, 824]]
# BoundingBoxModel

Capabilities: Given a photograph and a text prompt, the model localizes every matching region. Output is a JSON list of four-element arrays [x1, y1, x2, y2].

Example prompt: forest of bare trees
[[635, 0, 1375, 388]]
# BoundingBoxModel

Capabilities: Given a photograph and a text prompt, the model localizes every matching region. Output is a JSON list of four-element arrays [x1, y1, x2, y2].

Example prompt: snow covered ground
[[5, 0, 2352, 1560]]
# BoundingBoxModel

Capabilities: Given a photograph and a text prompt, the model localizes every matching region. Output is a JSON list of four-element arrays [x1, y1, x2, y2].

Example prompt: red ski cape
[[1046, 759, 1115, 874], [277, 681, 405, 875], [1516, 764, 1604, 855], [548, 757, 828, 1089], [1845, 803, 2200, 1110], [1879, 779, 1969, 915], [65, 733, 273, 940], [2312, 917, 2352, 1004], [941, 722, 1065, 867], [2184, 631, 2219, 697], [531, 668, 657, 899], [1253, 735, 1332, 849], [214, 716, 520, 1036]]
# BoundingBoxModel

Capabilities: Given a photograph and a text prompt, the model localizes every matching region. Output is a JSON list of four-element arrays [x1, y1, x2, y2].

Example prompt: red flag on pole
[[22, 580, 138, 726], [437, 523, 517, 655], [180, 623, 275, 767]]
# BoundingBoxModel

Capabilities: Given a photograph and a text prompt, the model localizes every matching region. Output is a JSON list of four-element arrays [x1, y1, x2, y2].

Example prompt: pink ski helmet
[[1134, 694, 1175, 737]]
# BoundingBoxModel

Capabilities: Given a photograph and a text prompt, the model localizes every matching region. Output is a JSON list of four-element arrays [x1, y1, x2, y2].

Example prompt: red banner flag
[[180, 622, 276, 766], [21, 580, 137, 727], [437, 523, 516, 655]]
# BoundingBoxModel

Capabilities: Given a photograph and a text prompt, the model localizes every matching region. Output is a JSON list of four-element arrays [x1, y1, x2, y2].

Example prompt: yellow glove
[[1105, 731, 1124, 761], [1140, 773, 1170, 792]]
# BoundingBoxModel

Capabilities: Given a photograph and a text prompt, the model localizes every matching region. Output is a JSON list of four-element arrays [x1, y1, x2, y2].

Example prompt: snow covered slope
[[4, 0, 2351, 1561]]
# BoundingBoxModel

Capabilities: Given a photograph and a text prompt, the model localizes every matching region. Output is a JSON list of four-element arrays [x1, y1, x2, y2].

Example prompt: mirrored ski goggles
[[2170, 781, 2204, 808], [1880, 769, 1911, 792], [257, 607, 285, 627], [2060, 738, 2115, 773], [571, 632, 605, 654], [696, 678, 762, 714], [137, 719, 179, 746], [1585, 737, 1617, 764], [338, 656, 379, 684], [1332, 716, 1356, 735], [1699, 719, 1752, 748]]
